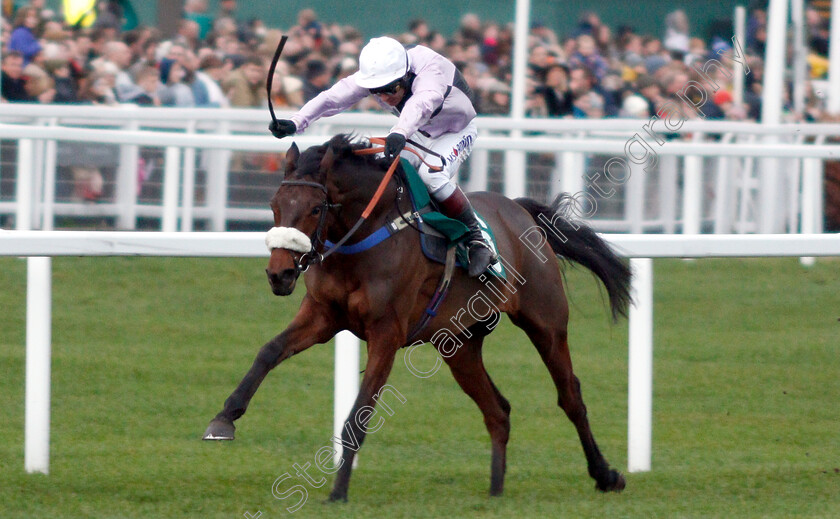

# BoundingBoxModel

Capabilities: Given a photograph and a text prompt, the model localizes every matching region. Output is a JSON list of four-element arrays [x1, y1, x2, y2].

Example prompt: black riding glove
[[384, 132, 406, 161], [268, 119, 297, 139]]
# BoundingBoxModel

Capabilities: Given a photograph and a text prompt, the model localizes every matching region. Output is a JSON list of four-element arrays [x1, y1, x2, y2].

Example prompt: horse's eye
[[311, 206, 321, 216]]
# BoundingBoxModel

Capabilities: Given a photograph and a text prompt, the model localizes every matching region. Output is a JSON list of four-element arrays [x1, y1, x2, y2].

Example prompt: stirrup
[[465, 238, 496, 277], [468, 237, 496, 257]]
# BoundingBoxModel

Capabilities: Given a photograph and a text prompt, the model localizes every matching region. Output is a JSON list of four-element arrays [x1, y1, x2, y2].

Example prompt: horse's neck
[[327, 164, 405, 241]]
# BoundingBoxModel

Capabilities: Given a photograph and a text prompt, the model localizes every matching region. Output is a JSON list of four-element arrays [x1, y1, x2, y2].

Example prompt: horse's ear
[[320, 145, 336, 174], [285, 142, 300, 173]]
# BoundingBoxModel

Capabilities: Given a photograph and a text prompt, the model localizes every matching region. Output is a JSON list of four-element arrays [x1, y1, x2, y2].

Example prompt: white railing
[[3, 230, 839, 475], [1, 105, 839, 235]]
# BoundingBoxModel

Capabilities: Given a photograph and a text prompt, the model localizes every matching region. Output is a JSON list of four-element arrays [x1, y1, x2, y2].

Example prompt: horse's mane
[[293, 134, 390, 181]]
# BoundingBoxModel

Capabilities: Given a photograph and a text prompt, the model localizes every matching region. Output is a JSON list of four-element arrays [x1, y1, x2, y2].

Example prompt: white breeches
[[399, 121, 477, 201]]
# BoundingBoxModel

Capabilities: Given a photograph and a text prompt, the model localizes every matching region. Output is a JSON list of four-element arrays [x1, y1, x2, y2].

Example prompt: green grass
[[1, 256, 838, 518]]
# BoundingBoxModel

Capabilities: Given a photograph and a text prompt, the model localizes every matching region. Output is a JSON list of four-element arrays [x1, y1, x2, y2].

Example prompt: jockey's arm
[[290, 76, 369, 133]]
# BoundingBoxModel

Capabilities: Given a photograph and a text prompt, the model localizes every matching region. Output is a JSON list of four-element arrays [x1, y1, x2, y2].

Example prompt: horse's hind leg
[[510, 311, 625, 492], [441, 334, 511, 496]]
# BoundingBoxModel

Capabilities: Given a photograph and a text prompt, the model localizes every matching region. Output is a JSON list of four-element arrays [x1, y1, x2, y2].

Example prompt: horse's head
[[265, 135, 392, 296], [265, 141, 336, 296]]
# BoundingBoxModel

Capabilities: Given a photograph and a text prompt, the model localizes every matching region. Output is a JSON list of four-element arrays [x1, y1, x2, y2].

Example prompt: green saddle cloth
[[400, 159, 506, 279]]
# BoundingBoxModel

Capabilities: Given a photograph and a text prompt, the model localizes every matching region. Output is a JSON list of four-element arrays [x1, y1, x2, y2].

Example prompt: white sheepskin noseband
[[265, 226, 312, 253]]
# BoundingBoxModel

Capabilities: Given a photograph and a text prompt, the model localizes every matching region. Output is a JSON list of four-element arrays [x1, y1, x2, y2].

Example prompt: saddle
[[397, 160, 506, 280]]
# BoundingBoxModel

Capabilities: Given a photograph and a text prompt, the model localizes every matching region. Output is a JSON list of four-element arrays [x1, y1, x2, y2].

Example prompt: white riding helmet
[[355, 37, 410, 89]]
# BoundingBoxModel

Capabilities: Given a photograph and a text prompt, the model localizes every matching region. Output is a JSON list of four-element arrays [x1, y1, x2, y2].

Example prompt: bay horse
[[204, 134, 631, 500]]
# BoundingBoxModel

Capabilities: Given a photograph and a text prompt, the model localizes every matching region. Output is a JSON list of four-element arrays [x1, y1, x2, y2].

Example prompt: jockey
[[269, 36, 495, 277]]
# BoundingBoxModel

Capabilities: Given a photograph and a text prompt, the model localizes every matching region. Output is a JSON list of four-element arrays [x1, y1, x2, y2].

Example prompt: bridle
[[276, 179, 336, 274]]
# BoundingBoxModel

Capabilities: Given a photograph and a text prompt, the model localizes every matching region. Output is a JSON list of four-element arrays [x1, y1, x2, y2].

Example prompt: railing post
[[162, 146, 181, 232], [206, 121, 231, 231], [800, 136, 826, 266], [25, 256, 52, 474], [116, 120, 140, 229], [181, 121, 198, 232], [682, 133, 703, 234], [465, 148, 488, 193], [32, 119, 47, 229], [628, 257, 653, 473], [504, 144, 527, 199], [713, 134, 734, 234], [659, 154, 678, 234], [626, 158, 646, 233], [42, 119, 59, 231], [333, 331, 360, 466], [16, 139, 34, 230]]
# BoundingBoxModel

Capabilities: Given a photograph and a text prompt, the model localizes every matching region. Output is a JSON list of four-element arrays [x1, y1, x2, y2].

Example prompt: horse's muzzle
[[266, 267, 299, 296]]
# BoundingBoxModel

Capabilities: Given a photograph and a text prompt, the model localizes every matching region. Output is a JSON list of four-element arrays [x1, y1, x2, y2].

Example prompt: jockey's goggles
[[369, 79, 402, 95]]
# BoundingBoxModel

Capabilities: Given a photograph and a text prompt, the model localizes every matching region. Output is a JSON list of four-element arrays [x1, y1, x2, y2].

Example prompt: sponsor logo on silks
[[476, 215, 504, 277], [447, 134, 474, 164]]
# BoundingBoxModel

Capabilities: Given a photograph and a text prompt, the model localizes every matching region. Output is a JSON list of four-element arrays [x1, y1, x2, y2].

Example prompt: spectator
[[456, 13, 482, 45], [183, 0, 213, 41], [93, 0, 124, 35], [539, 63, 573, 117], [570, 33, 609, 80], [599, 70, 623, 117], [22, 49, 56, 103], [9, 7, 42, 65], [573, 90, 605, 118], [664, 10, 690, 58], [574, 11, 602, 37], [125, 66, 162, 106], [296, 9, 323, 50], [302, 59, 331, 103], [128, 35, 160, 79], [46, 59, 79, 103], [194, 54, 230, 107], [620, 32, 645, 74], [221, 55, 264, 107], [568, 65, 604, 118], [93, 40, 135, 101], [479, 79, 511, 115], [408, 18, 430, 45], [84, 62, 120, 105], [594, 24, 616, 60], [216, 0, 238, 21], [480, 22, 501, 67], [1, 51, 34, 101], [805, 7, 829, 56], [621, 94, 649, 118], [175, 18, 201, 51], [712, 89, 747, 120], [269, 59, 304, 109], [633, 74, 662, 118], [158, 57, 195, 106]]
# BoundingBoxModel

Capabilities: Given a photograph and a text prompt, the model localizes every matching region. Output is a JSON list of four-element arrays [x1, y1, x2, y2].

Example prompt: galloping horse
[[204, 134, 631, 499]]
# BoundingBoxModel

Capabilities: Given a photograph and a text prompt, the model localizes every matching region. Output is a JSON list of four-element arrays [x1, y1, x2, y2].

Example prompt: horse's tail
[[514, 194, 632, 321]]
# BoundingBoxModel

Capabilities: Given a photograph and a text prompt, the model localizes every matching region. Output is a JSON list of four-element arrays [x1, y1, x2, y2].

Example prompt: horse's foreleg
[[203, 295, 338, 440], [328, 328, 401, 502], [441, 335, 511, 496]]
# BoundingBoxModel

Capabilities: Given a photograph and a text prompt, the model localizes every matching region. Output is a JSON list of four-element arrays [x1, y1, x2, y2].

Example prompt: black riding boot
[[437, 186, 497, 277]]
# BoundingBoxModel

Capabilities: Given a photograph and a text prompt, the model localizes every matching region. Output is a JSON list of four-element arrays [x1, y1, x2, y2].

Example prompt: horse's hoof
[[327, 490, 348, 503], [203, 417, 235, 440], [595, 470, 626, 492]]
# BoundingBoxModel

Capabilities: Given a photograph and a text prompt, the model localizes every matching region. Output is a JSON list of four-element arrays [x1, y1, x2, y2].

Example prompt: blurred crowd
[[0, 0, 836, 123]]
